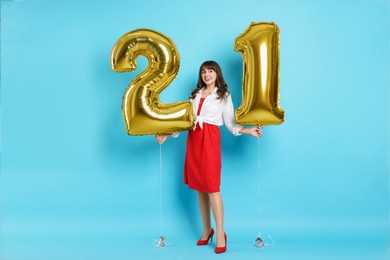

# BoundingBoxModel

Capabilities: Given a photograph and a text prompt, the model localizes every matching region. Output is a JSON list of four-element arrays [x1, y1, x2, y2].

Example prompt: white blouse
[[190, 88, 243, 136]]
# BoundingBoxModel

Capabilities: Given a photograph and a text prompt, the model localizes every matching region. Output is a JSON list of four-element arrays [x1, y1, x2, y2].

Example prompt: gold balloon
[[111, 29, 194, 135], [235, 22, 284, 126]]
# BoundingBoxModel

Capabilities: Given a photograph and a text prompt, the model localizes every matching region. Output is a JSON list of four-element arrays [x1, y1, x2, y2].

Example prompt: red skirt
[[184, 123, 221, 193]]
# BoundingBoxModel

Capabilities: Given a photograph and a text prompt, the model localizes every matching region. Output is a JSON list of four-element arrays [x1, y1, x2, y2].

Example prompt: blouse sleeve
[[171, 132, 180, 138], [222, 94, 243, 136]]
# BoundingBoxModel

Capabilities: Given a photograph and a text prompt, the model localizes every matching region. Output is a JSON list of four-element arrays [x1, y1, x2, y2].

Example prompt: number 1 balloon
[[235, 22, 284, 126]]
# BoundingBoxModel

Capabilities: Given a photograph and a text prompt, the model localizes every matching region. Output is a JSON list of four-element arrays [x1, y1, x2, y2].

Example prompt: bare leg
[[198, 191, 212, 239], [209, 192, 225, 247]]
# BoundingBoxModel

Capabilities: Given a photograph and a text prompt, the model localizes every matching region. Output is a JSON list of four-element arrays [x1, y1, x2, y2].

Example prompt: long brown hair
[[190, 60, 229, 100]]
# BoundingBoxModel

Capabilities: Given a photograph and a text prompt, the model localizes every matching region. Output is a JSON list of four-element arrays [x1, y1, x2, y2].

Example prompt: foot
[[215, 233, 227, 254], [216, 231, 226, 247], [200, 227, 213, 240]]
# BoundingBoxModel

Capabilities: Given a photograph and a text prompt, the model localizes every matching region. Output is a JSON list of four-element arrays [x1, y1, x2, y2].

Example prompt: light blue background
[[1, 0, 389, 259]]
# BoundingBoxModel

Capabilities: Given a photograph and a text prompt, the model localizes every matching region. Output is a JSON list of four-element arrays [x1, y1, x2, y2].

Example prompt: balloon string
[[159, 143, 163, 236], [258, 137, 261, 171], [257, 137, 262, 227]]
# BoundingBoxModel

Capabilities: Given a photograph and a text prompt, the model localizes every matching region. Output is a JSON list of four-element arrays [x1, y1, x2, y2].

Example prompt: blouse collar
[[199, 87, 218, 95]]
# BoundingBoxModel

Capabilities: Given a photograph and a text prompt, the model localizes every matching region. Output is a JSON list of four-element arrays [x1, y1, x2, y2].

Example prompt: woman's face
[[201, 67, 217, 87]]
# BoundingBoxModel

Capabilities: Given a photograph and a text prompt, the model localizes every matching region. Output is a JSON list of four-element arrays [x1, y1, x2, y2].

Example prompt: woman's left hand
[[250, 126, 262, 138]]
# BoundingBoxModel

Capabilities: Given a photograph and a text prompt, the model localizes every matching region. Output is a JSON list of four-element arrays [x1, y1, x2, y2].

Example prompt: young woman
[[156, 60, 262, 254]]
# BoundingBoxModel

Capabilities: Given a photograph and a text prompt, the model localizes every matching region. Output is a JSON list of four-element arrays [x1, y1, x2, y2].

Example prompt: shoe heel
[[197, 228, 214, 246]]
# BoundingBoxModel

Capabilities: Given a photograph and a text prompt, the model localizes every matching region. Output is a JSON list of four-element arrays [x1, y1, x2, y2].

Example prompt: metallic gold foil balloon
[[111, 29, 194, 135], [235, 22, 284, 126]]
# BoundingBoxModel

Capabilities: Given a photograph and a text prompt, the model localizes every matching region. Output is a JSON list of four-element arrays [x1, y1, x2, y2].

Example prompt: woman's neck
[[204, 84, 215, 92], [201, 85, 215, 98]]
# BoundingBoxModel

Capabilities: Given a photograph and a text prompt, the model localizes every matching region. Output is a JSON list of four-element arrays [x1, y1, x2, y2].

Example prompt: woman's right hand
[[249, 126, 262, 138], [155, 134, 170, 144]]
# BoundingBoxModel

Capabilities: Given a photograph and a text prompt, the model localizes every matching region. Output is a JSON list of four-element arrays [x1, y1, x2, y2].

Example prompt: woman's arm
[[222, 95, 244, 136], [239, 126, 262, 137]]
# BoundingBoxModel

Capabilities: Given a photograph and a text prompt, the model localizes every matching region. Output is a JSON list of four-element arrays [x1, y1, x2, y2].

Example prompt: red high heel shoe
[[215, 233, 227, 254], [197, 228, 214, 246]]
